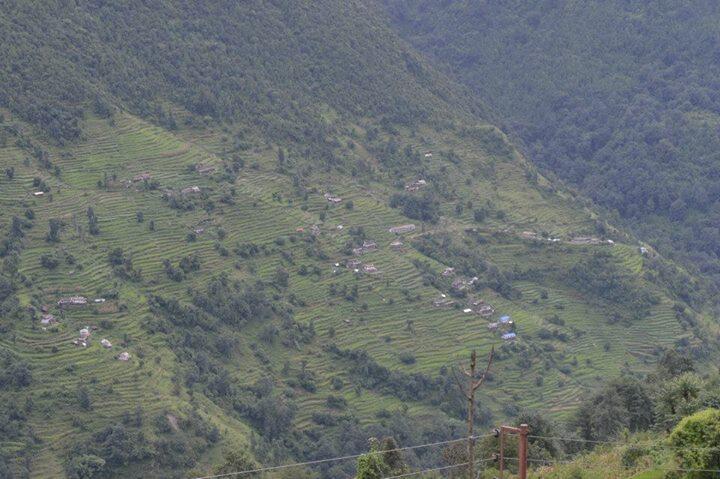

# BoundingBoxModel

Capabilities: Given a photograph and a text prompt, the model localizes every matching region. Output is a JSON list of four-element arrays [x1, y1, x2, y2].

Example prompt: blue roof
[[501, 332, 517, 340], [499, 315, 511, 323]]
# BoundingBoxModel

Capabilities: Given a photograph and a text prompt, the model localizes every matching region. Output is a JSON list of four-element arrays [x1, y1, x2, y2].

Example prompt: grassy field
[[0, 110, 704, 477]]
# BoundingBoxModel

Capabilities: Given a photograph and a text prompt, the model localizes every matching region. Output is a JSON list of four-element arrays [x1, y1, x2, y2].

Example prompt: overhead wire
[[192, 434, 494, 479]]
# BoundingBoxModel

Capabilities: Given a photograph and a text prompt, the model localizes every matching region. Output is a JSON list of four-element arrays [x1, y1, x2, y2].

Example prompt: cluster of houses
[[57, 296, 106, 308], [132, 172, 152, 182], [519, 231, 561, 242], [452, 276, 480, 292], [195, 164, 216, 175], [404, 179, 427, 192], [72, 325, 95, 348], [435, 265, 518, 341], [324, 192, 343, 204], [58, 296, 88, 307], [519, 231, 615, 246], [69, 325, 129, 360], [487, 315, 516, 340], [344, 259, 379, 274], [352, 240, 378, 256]]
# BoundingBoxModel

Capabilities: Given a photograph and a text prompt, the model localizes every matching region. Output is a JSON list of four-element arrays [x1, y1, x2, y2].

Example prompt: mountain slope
[[0, 2, 714, 478], [384, 0, 720, 291]]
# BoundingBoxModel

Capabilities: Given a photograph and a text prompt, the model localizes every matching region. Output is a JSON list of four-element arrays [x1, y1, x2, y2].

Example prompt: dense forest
[[0, 0, 486, 146], [385, 0, 720, 293]]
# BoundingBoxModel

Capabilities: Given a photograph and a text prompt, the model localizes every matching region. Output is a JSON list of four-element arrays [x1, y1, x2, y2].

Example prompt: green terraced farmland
[[0, 111, 706, 478]]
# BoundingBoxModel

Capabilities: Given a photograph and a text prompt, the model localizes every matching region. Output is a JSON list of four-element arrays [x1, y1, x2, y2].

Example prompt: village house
[[404, 179, 428, 192], [502, 332, 517, 341], [441, 267, 455, 277], [352, 240, 378, 256], [487, 322, 499, 331], [181, 185, 202, 195], [310, 225, 321, 236], [363, 264, 378, 274], [195, 164, 216, 175], [132, 172, 152, 182], [79, 327, 91, 340], [388, 224, 416, 234], [58, 296, 88, 307], [640, 246, 649, 255], [362, 240, 377, 250], [93, 298, 106, 303], [40, 314, 57, 325], [390, 239, 404, 250], [452, 278, 468, 291], [499, 315, 512, 324], [477, 305, 495, 317], [346, 259, 362, 270], [569, 236, 602, 245], [117, 352, 131, 361], [432, 297, 455, 308], [520, 231, 539, 240], [323, 193, 343, 204], [101, 339, 112, 349], [33, 191, 44, 197], [72, 339, 88, 348]]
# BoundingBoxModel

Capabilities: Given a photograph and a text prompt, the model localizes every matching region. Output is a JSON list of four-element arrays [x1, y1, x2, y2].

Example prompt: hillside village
[[0, 2, 717, 478], [0, 106, 703, 478]]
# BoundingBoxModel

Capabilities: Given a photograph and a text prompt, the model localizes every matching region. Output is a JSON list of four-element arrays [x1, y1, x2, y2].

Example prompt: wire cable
[[192, 434, 494, 479], [383, 458, 494, 479], [528, 434, 720, 452]]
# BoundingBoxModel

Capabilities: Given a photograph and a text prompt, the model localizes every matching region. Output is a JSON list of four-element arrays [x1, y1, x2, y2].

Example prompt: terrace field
[[0, 108, 710, 477]]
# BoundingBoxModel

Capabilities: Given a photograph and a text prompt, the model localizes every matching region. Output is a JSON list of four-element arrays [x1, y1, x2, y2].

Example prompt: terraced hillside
[[0, 103, 711, 478]]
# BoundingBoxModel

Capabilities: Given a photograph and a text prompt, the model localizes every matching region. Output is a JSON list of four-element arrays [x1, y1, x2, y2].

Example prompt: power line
[[384, 458, 494, 479], [527, 434, 629, 445], [193, 434, 494, 479], [528, 434, 720, 452], [383, 462, 469, 478], [507, 456, 720, 474]]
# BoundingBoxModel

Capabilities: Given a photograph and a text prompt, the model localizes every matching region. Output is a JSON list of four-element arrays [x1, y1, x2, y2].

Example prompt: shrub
[[398, 352, 416, 365], [669, 409, 720, 476]]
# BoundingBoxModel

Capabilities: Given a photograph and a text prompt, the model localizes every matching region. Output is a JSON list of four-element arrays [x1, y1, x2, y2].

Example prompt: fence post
[[518, 424, 529, 479]]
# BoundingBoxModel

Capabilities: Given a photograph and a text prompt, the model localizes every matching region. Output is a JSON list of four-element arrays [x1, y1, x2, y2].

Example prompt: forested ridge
[[0, 0, 486, 145], [385, 0, 720, 292]]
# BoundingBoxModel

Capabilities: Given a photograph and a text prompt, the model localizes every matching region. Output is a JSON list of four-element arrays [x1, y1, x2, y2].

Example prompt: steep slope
[[0, 2, 714, 478], [384, 0, 720, 291]]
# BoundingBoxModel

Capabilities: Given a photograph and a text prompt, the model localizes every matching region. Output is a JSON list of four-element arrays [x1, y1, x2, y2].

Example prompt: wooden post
[[497, 424, 529, 479], [453, 347, 494, 479], [499, 428, 505, 479], [466, 350, 477, 479], [518, 423, 529, 479]]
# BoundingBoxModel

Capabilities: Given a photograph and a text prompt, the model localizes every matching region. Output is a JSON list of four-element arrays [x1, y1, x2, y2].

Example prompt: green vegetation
[[385, 0, 720, 293], [0, 2, 717, 478]]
